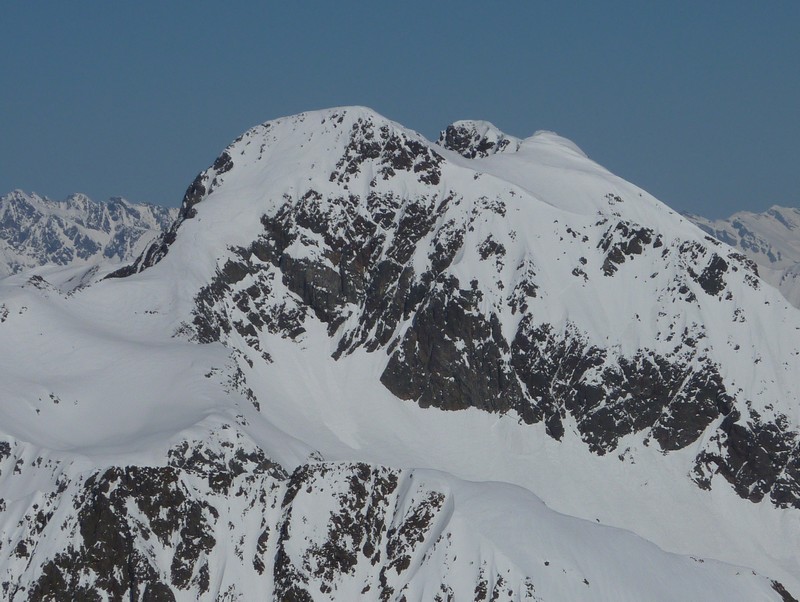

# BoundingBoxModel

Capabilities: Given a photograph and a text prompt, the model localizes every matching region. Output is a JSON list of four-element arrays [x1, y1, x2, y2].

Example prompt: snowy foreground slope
[[2, 108, 800, 600], [688, 206, 800, 308], [0, 190, 176, 281]]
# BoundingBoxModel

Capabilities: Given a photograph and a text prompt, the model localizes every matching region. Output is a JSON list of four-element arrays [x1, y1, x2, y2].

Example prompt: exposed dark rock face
[[331, 117, 444, 186], [773, 580, 800, 602], [381, 276, 525, 415], [273, 462, 538, 601], [275, 463, 400, 598], [598, 221, 659, 276], [0, 438, 542, 600], [56, 465, 214, 598], [190, 186, 458, 359], [181, 151, 234, 222], [509, 318, 732, 452], [437, 122, 517, 159], [0, 431, 286, 601], [29, 466, 213, 600], [697, 254, 729, 295], [192, 248, 308, 361], [694, 409, 800, 508], [106, 229, 178, 279]]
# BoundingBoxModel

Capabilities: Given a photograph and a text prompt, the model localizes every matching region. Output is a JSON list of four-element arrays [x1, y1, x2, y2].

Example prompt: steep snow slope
[[0, 190, 176, 278], [1, 107, 799, 600], [1, 281, 780, 602], [687, 206, 800, 307]]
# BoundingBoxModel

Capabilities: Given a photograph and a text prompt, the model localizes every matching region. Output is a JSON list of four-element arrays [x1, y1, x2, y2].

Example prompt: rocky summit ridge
[[1, 107, 799, 600]]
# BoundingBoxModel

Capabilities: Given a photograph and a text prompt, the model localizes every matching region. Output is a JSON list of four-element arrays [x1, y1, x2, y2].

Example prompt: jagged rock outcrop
[[437, 120, 520, 159]]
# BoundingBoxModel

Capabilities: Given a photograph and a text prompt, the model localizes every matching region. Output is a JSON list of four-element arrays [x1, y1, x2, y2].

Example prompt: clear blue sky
[[2, 2, 798, 218]]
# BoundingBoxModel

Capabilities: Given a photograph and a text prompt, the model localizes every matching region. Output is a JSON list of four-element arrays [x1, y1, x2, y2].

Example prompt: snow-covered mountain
[[0, 190, 176, 278], [1, 107, 799, 600], [687, 206, 800, 307]]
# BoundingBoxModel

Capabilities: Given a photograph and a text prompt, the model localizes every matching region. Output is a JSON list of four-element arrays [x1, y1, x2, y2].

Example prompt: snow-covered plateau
[[1, 107, 799, 601]]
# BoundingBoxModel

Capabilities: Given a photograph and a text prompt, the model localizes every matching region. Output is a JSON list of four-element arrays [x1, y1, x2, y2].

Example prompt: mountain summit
[[437, 119, 521, 158], [1, 107, 799, 600]]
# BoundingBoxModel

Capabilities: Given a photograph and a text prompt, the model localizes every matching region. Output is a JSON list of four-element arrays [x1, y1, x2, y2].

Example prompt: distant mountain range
[[0, 190, 176, 278], [1, 109, 799, 600]]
